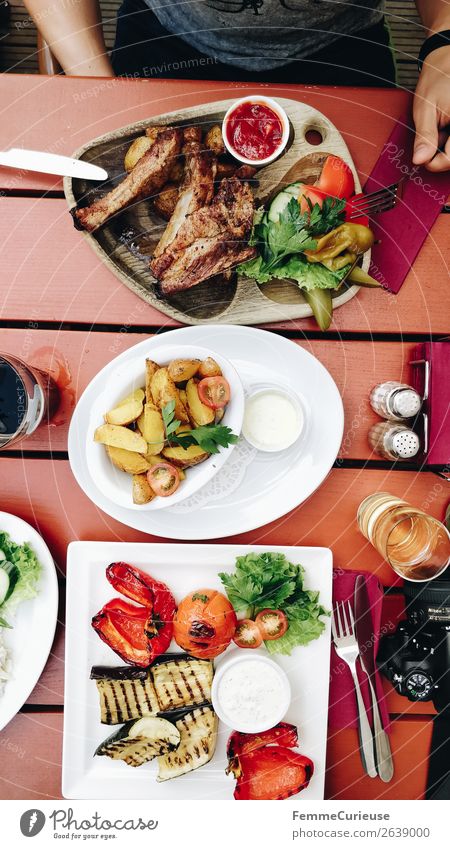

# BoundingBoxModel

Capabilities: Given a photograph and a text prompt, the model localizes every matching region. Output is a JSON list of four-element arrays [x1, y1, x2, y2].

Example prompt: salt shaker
[[368, 421, 420, 461], [370, 381, 422, 421]]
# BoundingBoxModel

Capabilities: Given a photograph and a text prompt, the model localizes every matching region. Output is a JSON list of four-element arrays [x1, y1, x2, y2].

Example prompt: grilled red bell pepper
[[92, 599, 153, 666], [92, 564, 176, 666], [229, 747, 314, 801], [226, 722, 298, 760]]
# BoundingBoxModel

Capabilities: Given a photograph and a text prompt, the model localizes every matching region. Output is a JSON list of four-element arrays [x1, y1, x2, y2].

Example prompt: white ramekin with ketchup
[[222, 95, 290, 167]]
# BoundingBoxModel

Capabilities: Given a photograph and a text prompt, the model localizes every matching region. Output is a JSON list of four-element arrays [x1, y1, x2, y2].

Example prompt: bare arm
[[23, 0, 113, 76], [413, 1, 450, 171]]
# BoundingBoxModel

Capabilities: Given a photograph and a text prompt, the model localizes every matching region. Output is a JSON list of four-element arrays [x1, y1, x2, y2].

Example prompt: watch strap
[[418, 31, 450, 71]]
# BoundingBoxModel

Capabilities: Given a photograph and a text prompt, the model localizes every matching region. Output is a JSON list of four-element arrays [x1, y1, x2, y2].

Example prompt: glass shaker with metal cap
[[370, 381, 422, 421], [368, 421, 420, 461]]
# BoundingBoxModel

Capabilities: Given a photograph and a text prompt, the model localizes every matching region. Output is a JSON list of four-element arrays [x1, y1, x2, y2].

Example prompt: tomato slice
[[233, 619, 263, 649], [147, 463, 180, 497], [197, 377, 230, 410], [255, 609, 288, 641], [297, 183, 328, 213], [316, 154, 355, 199]]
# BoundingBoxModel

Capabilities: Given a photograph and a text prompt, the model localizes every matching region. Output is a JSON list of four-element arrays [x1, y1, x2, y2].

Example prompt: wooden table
[[0, 75, 449, 801]]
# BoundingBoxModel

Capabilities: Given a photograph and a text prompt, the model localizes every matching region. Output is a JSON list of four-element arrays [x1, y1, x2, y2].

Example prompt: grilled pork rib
[[150, 176, 257, 295], [75, 127, 183, 232], [153, 149, 217, 259]]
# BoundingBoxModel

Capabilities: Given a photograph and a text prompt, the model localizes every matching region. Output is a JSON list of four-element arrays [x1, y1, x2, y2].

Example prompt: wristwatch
[[418, 30, 450, 71]]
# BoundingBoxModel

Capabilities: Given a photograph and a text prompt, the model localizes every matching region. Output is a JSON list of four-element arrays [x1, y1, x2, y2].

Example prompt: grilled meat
[[153, 149, 216, 258], [151, 176, 257, 295], [75, 126, 183, 232]]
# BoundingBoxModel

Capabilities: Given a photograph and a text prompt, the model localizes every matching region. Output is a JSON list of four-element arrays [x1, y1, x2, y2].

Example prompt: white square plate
[[63, 542, 332, 800]]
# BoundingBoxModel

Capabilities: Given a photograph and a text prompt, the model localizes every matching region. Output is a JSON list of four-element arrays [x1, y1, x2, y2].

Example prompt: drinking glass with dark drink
[[0, 354, 60, 449]]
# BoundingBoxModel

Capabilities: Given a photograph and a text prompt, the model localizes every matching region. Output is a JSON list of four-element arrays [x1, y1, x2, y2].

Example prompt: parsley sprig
[[247, 195, 346, 277], [162, 400, 238, 455]]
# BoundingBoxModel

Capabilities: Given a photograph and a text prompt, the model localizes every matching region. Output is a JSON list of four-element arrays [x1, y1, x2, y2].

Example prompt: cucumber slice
[[284, 181, 302, 197], [267, 190, 295, 223], [0, 562, 19, 605]]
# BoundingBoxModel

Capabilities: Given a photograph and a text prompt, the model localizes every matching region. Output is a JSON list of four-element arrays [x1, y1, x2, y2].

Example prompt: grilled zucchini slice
[[96, 716, 180, 767], [157, 707, 218, 781], [91, 666, 159, 725], [152, 658, 213, 712]]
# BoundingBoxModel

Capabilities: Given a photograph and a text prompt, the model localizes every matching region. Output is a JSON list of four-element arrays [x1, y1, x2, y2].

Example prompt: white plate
[[62, 542, 332, 800], [85, 343, 244, 511], [68, 326, 344, 539], [0, 512, 59, 731]]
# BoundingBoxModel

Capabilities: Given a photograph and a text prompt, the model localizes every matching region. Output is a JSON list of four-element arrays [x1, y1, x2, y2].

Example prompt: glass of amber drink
[[357, 492, 450, 582]]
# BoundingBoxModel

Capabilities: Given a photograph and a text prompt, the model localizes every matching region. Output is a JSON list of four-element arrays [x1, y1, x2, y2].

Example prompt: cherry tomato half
[[255, 609, 288, 641], [198, 376, 230, 410], [233, 619, 263, 649], [316, 154, 355, 199], [147, 463, 180, 497]]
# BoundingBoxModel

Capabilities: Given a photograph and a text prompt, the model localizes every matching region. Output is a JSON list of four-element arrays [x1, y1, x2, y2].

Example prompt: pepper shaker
[[368, 421, 420, 461], [370, 381, 422, 421]]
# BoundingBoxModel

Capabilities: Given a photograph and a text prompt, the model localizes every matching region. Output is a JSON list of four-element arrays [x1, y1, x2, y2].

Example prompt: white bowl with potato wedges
[[82, 344, 245, 510]]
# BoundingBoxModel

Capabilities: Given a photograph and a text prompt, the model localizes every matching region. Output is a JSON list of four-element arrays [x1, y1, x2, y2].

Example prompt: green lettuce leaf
[[0, 531, 42, 624]]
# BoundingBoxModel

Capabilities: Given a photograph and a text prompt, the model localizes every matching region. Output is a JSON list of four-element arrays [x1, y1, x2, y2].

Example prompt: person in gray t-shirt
[[23, 1, 450, 171]]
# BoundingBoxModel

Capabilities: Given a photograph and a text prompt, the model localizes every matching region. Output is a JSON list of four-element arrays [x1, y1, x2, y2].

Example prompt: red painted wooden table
[[0, 75, 449, 801]]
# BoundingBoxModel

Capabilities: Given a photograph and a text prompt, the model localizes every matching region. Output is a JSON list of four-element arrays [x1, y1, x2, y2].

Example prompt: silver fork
[[332, 601, 377, 778], [348, 181, 402, 219]]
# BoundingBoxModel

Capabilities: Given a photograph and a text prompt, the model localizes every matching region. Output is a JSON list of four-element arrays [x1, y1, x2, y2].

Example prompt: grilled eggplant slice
[[96, 716, 180, 767], [152, 658, 213, 712], [157, 707, 218, 781], [91, 666, 159, 725]]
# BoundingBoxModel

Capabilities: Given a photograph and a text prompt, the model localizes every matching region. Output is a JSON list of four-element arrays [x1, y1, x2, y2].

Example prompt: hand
[[413, 45, 450, 171]]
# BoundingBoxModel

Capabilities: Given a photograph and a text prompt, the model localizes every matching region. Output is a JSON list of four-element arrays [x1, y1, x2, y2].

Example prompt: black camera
[[378, 570, 450, 711]]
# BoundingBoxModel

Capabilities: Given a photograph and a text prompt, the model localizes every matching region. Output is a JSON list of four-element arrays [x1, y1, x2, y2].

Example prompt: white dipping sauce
[[243, 389, 303, 452], [216, 658, 288, 731]]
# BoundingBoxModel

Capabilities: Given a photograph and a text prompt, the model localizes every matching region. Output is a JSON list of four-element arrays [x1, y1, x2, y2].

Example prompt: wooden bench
[[1, 0, 423, 88]]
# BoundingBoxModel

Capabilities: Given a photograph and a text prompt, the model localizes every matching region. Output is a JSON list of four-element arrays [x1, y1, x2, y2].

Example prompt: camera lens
[[403, 567, 450, 624]]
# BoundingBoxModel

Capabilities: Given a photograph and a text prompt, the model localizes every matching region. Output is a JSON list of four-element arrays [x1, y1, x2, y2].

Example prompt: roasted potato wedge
[[151, 368, 190, 424], [124, 136, 153, 172], [162, 444, 209, 468], [104, 397, 143, 426], [145, 359, 160, 403], [136, 403, 165, 455], [106, 445, 150, 474], [94, 424, 147, 453], [168, 359, 201, 384], [153, 183, 179, 221], [144, 452, 163, 465], [205, 124, 225, 155], [197, 357, 222, 379], [132, 473, 155, 504], [186, 379, 215, 426]]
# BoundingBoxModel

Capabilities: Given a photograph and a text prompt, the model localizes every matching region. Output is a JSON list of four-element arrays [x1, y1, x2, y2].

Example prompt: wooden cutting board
[[64, 97, 369, 326]]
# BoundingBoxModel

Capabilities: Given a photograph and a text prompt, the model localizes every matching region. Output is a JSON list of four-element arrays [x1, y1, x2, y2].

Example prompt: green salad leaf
[[239, 195, 347, 284], [219, 551, 329, 655], [239, 254, 350, 292], [0, 531, 42, 627]]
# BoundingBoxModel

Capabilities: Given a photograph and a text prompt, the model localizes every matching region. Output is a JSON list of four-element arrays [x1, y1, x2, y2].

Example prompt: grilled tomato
[[174, 589, 237, 659]]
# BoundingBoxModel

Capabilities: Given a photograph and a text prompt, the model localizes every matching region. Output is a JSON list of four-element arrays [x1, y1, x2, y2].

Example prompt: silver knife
[[0, 148, 107, 180], [354, 575, 394, 783]]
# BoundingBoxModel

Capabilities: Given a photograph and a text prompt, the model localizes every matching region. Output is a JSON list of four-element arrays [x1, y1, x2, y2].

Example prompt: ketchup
[[225, 101, 283, 161]]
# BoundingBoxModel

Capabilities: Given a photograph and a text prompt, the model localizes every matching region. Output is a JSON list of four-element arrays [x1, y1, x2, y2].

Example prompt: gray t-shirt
[[144, 1, 384, 70]]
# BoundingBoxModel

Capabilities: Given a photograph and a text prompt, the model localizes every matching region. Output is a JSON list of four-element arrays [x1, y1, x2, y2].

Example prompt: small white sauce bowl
[[243, 387, 304, 453], [222, 95, 290, 167], [211, 649, 291, 733]]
